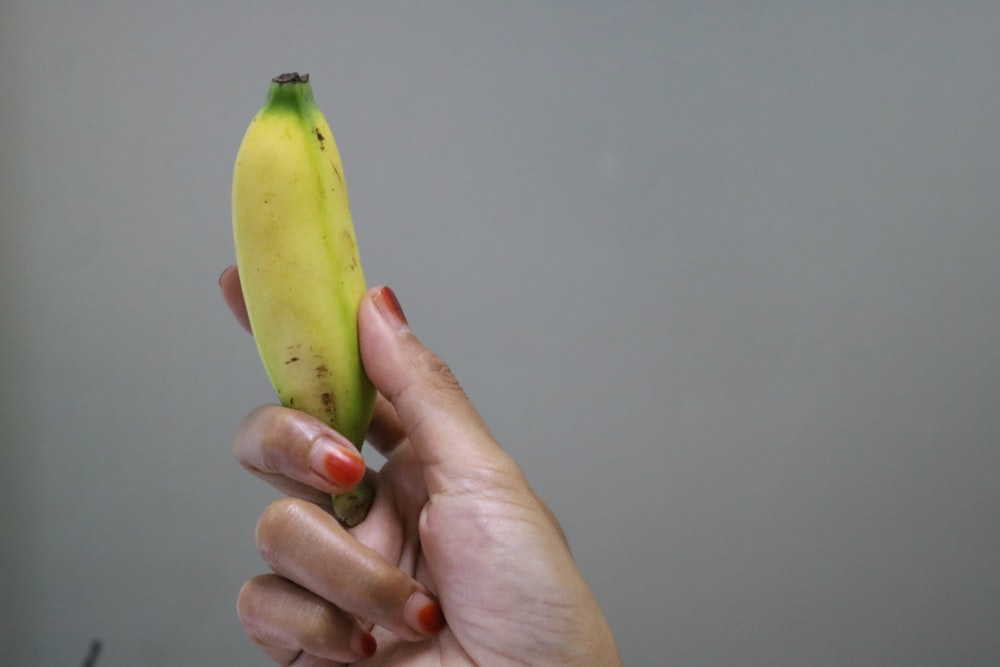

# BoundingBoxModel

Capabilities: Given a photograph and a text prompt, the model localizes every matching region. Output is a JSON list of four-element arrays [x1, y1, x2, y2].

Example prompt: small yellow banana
[[232, 72, 376, 525]]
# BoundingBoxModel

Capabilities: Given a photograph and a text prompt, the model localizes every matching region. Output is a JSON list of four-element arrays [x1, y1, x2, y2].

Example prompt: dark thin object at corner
[[81, 639, 102, 667], [273, 72, 309, 84]]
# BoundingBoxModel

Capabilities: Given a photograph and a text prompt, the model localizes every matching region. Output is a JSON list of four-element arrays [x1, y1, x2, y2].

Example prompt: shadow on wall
[[81, 640, 103, 667]]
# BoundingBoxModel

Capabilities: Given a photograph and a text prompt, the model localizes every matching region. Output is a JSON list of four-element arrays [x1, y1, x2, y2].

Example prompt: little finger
[[238, 573, 377, 664]]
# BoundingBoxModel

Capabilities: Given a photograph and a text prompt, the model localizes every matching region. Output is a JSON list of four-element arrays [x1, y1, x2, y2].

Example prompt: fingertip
[[310, 437, 367, 490], [357, 286, 410, 397], [371, 285, 409, 332], [218, 264, 238, 292], [219, 264, 252, 333], [353, 628, 378, 658], [404, 591, 446, 637]]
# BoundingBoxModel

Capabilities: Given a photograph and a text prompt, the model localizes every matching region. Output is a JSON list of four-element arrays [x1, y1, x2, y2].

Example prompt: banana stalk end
[[333, 480, 376, 527]]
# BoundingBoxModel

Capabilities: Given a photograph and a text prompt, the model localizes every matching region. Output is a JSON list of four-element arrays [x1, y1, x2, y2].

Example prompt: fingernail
[[352, 629, 377, 658], [404, 591, 445, 636], [311, 438, 366, 488], [373, 286, 409, 332]]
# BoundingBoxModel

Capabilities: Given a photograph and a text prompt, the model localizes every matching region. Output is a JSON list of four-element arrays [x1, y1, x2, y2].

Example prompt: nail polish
[[374, 286, 408, 331], [405, 591, 445, 636], [314, 439, 365, 488], [355, 630, 377, 658], [417, 600, 445, 635]]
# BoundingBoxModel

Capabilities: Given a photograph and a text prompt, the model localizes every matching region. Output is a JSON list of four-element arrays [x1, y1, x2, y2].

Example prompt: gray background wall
[[2, 3, 999, 665]]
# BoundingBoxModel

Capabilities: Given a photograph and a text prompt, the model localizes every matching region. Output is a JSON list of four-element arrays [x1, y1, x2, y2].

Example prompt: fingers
[[234, 405, 367, 502], [216, 259, 398, 461], [255, 497, 445, 643], [221, 264, 405, 460], [218, 265, 251, 333], [359, 286, 520, 493], [238, 573, 376, 664]]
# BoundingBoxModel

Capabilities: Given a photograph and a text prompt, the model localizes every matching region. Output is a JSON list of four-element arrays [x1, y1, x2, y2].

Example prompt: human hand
[[219, 266, 622, 666]]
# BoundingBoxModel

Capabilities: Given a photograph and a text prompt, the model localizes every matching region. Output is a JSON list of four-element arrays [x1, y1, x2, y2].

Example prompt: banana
[[232, 72, 376, 525]]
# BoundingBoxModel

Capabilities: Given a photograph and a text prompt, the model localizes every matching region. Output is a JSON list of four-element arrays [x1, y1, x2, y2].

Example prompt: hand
[[220, 266, 622, 666]]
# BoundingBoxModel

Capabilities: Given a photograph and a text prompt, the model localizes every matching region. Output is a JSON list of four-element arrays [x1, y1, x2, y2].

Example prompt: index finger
[[233, 405, 368, 503]]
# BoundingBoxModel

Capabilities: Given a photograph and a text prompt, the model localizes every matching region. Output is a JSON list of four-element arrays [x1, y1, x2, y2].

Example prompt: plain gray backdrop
[[2, 3, 999, 665]]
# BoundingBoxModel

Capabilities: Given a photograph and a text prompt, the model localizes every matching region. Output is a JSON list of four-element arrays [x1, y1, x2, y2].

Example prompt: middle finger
[[256, 497, 444, 643]]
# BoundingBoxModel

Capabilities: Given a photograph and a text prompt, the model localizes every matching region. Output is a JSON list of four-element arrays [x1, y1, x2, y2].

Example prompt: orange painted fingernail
[[373, 286, 408, 331], [313, 438, 366, 488], [405, 591, 445, 636], [418, 600, 445, 635], [353, 629, 377, 658]]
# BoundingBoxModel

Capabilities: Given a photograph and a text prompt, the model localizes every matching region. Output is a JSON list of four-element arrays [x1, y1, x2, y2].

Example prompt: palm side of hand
[[356, 432, 592, 666]]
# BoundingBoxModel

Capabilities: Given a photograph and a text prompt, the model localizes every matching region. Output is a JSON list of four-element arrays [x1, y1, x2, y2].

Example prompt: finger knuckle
[[255, 497, 309, 570], [413, 347, 465, 405], [301, 607, 344, 657], [233, 404, 285, 458]]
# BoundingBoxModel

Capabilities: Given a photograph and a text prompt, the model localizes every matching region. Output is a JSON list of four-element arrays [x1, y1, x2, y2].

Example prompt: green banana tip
[[263, 73, 316, 116]]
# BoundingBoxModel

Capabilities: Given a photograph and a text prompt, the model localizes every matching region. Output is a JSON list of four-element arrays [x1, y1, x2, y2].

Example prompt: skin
[[220, 265, 623, 666]]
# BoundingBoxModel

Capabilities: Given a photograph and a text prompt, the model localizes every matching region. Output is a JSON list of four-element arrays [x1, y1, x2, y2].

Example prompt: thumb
[[358, 286, 513, 493]]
